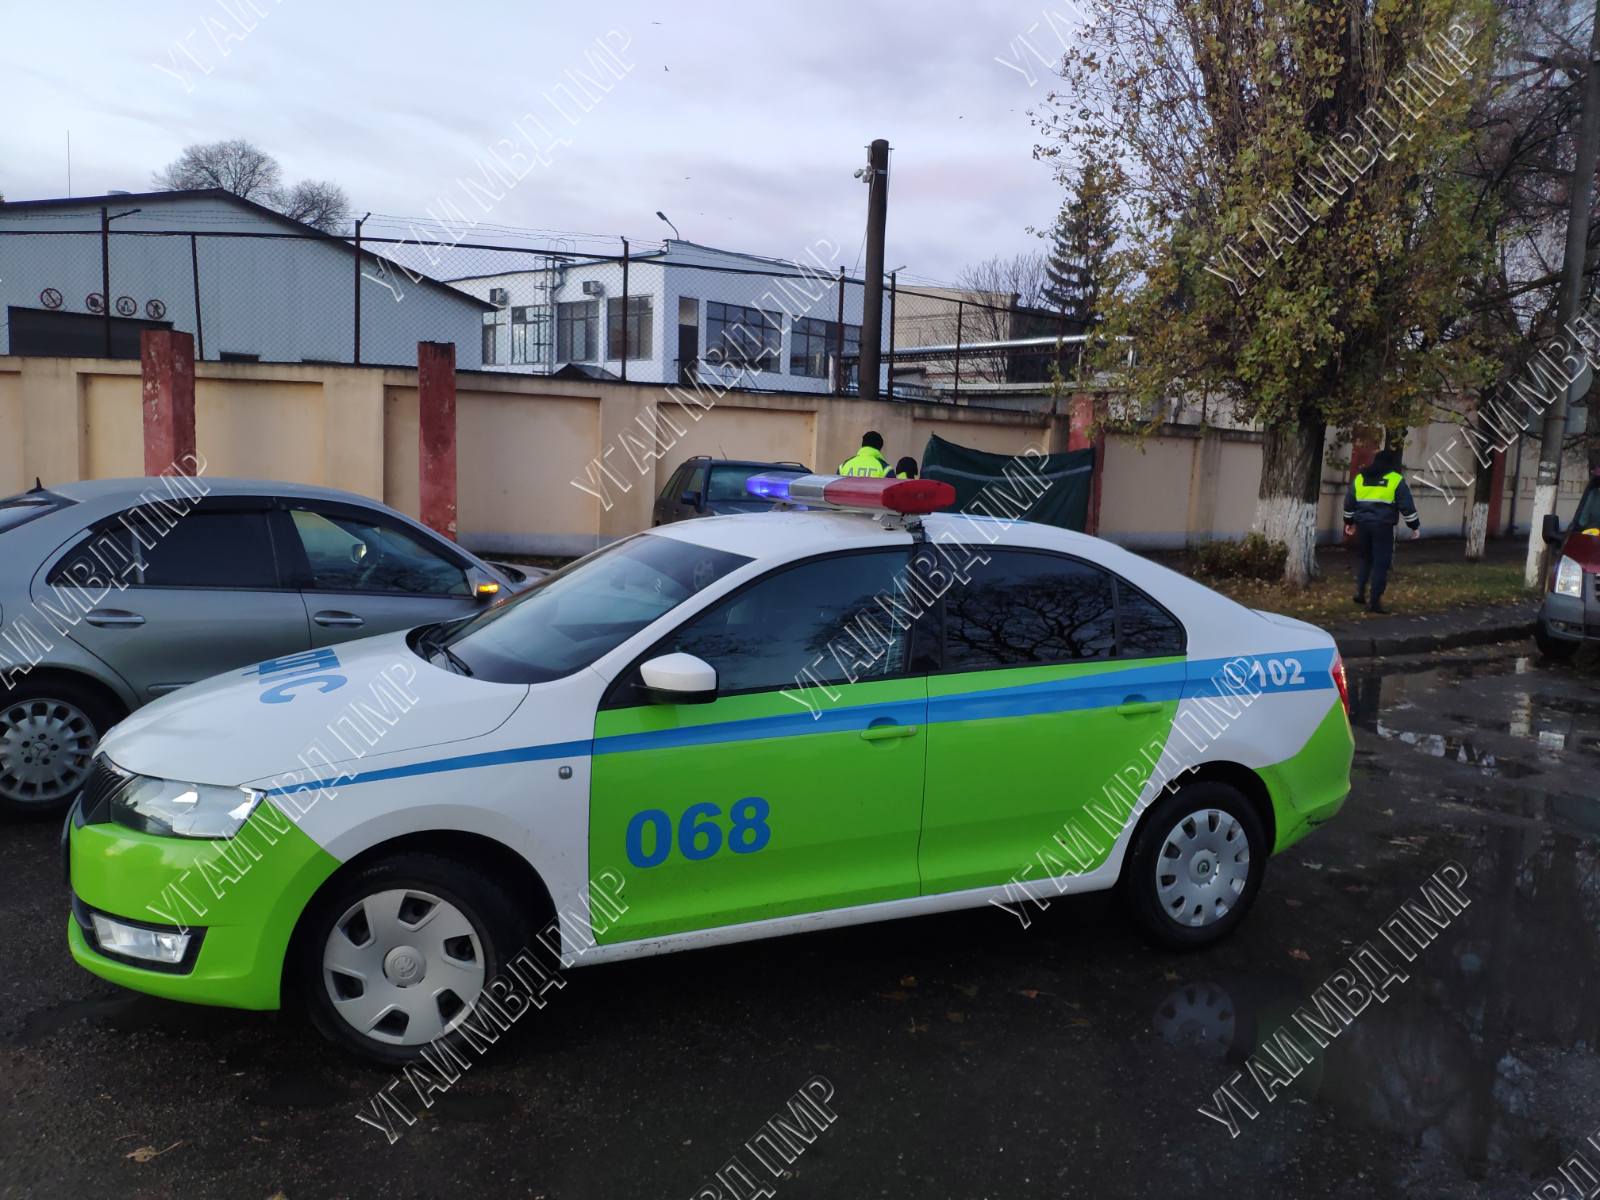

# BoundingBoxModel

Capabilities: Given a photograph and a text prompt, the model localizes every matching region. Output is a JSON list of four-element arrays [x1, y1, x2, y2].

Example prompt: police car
[[66, 473, 1353, 1062]]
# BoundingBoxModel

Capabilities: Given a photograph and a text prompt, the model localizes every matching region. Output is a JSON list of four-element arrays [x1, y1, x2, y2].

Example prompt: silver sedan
[[0, 477, 536, 815]]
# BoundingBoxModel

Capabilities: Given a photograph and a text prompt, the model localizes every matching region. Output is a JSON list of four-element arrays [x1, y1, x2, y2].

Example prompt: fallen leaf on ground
[[1289, 948, 1311, 961], [1284, 898, 1304, 908], [126, 1142, 183, 1163], [899, 975, 918, 988], [875, 990, 908, 1002], [945, 1011, 966, 1023], [1018, 988, 1050, 999]]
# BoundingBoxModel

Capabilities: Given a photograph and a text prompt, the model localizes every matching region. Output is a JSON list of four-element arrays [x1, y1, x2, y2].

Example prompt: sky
[[0, 0, 1084, 284]]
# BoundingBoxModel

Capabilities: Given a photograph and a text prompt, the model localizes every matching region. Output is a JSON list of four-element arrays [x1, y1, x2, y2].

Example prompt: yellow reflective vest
[[1352, 471, 1402, 503], [838, 447, 890, 477]]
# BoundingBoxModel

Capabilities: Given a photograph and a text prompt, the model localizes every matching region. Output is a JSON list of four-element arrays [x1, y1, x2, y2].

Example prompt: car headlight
[[1554, 555, 1585, 598], [110, 776, 265, 839]]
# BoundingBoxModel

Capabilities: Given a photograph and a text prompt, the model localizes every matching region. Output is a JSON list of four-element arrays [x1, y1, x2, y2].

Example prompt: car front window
[[442, 533, 750, 683], [706, 467, 759, 503], [1573, 484, 1600, 530]]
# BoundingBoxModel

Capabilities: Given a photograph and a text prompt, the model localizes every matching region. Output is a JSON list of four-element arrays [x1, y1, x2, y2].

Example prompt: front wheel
[[296, 853, 532, 1064], [1534, 618, 1579, 662], [1119, 782, 1267, 949]]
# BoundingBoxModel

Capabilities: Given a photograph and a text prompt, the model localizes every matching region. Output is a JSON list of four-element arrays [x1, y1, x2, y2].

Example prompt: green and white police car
[[66, 473, 1353, 1061]]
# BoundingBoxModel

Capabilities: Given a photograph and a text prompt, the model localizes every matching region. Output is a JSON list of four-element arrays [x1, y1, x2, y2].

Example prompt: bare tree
[[153, 139, 351, 233], [154, 139, 281, 199], [271, 179, 351, 234], [952, 253, 1050, 380]]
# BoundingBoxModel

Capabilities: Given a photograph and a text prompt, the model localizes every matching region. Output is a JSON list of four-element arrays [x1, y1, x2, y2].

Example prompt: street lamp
[[655, 210, 681, 241]]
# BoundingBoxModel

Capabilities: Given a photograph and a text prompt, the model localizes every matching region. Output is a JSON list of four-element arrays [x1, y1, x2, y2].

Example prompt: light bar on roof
[[745, 472, 957, 516]]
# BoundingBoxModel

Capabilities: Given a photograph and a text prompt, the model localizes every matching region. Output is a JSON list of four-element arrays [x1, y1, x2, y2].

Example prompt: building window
[[705, 302, 782, 370], [607, 296, 653, 361], [790, 317, 860, 379], [481, 313, 501, 364], [512, 306, 552, 365], [557, 300, 599, 363]]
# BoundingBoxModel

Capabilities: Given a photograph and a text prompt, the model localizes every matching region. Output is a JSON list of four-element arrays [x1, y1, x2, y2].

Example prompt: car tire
[[0, 677, 121, 818], [1534, 618, 1579, 662], [1119, 782, 1267, 950], [296, 853, 533, 1066]]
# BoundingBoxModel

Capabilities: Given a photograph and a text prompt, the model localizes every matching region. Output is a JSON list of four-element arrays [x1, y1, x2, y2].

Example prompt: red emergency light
[[745, 472, 956, 516]]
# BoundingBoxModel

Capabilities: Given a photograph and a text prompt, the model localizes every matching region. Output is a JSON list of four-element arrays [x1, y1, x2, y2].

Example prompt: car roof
[[44, 477, 383, 505]]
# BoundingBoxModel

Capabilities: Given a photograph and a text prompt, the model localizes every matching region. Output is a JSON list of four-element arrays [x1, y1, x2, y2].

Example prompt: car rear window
[[0, 489, 73, 535]]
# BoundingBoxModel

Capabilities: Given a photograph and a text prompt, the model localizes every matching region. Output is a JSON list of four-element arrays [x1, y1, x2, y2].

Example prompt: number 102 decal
[[625, 797, 772, 868], [1248, 657, 1305, 688]]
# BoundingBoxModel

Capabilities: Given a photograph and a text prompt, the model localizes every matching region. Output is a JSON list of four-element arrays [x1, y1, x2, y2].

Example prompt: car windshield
[[1573, 483, 1600, 529], [705, 466, 764, 503], [0, 489, 72, 535], [439, 533, 751, 684]]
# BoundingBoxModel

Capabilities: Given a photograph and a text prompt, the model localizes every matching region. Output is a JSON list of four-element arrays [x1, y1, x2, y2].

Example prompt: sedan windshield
[[440, 533, 750, 683]]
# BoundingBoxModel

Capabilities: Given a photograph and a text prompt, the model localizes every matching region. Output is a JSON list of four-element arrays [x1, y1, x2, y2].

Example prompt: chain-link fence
[[0, 224, 1089, 400]]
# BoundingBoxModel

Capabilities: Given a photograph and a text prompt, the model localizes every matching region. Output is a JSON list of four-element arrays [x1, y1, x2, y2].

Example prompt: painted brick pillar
[[141, 329, 196, 476], [418, 341, 458, 541], [1067, 392, 1104, 535]]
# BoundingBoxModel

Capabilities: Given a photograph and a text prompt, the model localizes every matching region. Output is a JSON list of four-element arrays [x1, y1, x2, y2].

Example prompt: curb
[[1332, 607, 1537, 660]]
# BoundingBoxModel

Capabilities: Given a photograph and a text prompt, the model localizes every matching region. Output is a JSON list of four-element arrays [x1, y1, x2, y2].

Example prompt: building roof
[[0, 188, 493, 311]]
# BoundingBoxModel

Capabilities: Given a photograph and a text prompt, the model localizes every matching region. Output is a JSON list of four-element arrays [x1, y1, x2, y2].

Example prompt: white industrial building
[[0, 190, 491, 367], [451, 241, 885, 393]]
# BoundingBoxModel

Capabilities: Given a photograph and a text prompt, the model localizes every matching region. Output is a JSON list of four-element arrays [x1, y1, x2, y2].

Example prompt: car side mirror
[[466, 566, 502, 602], [682, 489, 704, 510], [1543, 513, 1564, 547], [639, 652, 718, 704]]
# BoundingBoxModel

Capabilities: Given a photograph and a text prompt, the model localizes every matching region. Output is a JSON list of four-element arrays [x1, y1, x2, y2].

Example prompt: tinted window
[[1117, 581, 1185, 658], [706, 466, 764, 503], [445, 533, 750, 684], [944, 550, 1115, 669], [290, 509, 468, 596], [133, 510, 279, 589], [661, 550, 913, 694]]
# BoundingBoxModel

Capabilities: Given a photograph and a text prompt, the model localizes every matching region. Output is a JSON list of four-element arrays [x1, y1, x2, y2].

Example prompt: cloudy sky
[[0, 0, 1083, 283]]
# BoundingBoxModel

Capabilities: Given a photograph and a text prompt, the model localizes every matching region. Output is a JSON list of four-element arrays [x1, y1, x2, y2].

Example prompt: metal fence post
[[953, 300, 963, 402], [353, 213, 367, 365], [100, 207, 112, 357], [189, 234, 205, 361], [834, 267, 846, 396], [620, 237, 629, 382], [887, 270, 897, 400]]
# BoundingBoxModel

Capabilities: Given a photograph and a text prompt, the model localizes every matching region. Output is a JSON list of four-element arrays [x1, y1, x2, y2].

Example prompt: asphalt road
[[2, 641, 1597, 1199]]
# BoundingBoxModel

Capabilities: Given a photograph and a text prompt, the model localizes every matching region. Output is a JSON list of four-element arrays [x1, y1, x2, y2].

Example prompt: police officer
[[893, 456, 919, 480], [838, 430, 891, 477], [1343, 447, 1421, 614]]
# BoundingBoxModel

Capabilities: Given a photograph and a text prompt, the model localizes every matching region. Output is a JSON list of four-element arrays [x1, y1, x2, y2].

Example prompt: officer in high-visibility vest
[[1343, 448, 1421, 614], [838, 431, 891, 477]]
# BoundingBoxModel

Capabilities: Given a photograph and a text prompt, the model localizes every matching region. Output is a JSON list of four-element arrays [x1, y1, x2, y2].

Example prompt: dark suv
[[1535, 467, 1600, 659], [653, 457, 809, 525]]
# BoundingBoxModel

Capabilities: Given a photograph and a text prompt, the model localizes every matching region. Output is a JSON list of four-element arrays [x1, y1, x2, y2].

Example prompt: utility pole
[[100, 207, 112, 357], [1526, 2, 1600, 588], [858, 138, 890, 403]]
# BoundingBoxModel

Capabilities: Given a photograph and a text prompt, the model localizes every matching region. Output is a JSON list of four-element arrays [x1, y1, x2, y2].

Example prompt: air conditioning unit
[[488, 287, 509, 306], [581, 280, 605, 297]]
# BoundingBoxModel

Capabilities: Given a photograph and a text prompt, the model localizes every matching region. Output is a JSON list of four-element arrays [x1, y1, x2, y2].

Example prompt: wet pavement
[[1, 643, 1597, 1199]]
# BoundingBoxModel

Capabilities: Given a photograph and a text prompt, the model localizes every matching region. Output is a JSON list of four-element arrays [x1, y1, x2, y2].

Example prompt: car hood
[[1560, 528, 1600, 570], [99, 631, 527, 788]]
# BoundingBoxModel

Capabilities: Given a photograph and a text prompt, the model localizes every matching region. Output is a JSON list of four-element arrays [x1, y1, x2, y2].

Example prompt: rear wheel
[[1119, 782, 1266, 949], [1534, 618, 1579, 662], [296, 853, 532, 1065], [0, 678, 120, 818]]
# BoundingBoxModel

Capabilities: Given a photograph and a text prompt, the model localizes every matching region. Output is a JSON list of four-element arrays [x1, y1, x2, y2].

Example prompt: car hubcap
[[0, 699, 97, 804], [322, 889, 486, 1045], [1155, 808, 1250, 928]]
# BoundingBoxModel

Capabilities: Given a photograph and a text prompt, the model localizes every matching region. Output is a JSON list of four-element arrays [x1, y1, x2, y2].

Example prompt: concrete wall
[[0, 355, 1063, 556]]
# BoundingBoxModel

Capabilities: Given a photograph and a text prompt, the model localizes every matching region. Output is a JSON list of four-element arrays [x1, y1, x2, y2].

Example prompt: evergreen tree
[[1042, 155, 1119, 327]]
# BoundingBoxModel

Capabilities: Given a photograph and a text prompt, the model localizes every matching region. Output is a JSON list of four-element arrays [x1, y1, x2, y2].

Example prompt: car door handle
[[83, 609, 145, 628], [860, 720, 918, 742], [312, 611, 366, 628], [1117, 696, 1163, 716]]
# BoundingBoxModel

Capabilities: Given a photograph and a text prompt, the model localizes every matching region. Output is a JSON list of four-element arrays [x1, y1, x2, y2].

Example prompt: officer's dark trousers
[[1355, 524, 1395, 603]]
